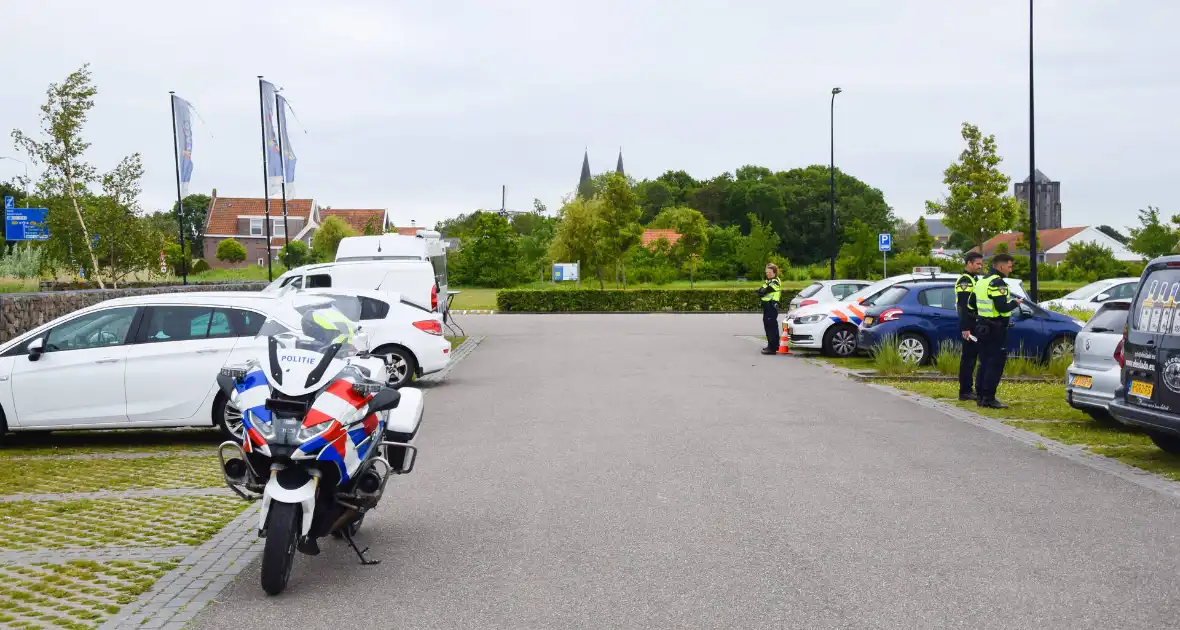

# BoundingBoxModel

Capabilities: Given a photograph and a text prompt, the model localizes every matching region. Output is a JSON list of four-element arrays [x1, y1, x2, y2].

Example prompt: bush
[[935, 340, 961, 376], [163, 242, 193, 275], [279, 241, 310, 269], [215, 238, 247, 264], [190, 259, 211, 274], [870, 335, 918, 375], [497, 289, 800, 312], [0, 244, 43, 279]]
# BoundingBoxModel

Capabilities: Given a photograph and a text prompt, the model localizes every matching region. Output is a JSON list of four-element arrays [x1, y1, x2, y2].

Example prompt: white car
[[297, 288, 451, 388], [1041, 278, 1139, 313], [787, 280, 871, 314], [785, 272, 958, 356], [0, 292, 280, 439]]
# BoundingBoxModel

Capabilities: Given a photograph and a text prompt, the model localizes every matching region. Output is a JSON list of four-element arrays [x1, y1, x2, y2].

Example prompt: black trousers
[[959, 334, 980, 397], [975, 320, 1010, 400], [762, 301, 780, 350]]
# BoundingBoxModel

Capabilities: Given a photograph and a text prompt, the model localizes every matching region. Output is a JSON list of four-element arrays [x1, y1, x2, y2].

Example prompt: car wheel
[[214, 392, 244, 443], [1045, 336, 1075, 362], [823, 324, 858, 358], [375, 345, 419, 389], [1149, 432, 1180, 455], [897, 333, 930, 365]]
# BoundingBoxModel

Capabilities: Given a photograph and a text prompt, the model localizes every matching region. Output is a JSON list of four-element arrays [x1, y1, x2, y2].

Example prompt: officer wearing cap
[[957, 252, 984, 401], [973, 253, 1025, 409]]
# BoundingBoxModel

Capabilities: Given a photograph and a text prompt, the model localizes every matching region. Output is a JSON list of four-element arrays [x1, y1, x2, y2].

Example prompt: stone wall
[[0, 283, 267, 344]]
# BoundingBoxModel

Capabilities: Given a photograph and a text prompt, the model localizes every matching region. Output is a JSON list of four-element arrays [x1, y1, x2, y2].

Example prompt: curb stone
[[102, 334, 484, 628]]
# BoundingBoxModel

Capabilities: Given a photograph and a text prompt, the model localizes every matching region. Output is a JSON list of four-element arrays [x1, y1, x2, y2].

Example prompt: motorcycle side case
[[386, 387, 424, 437]]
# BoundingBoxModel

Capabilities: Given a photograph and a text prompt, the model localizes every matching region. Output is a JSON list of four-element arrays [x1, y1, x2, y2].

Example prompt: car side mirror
[[1094, 293, 1111, 302], [27, 337, 44, 361]]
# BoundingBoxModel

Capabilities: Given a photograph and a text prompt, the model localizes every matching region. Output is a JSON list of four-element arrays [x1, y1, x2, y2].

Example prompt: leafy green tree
[[597, 174, 643, 288], [451, 212, 526, 287], [549, 197, 605, 282], [164, 240, 194, 275], [736, 213, 781, 277], [635, 180, 676, 223], [913, 217, 935, 255], [311, 216, 357, 262], [279, 241, 310, 269], [650, 206, 708, 285], [925, 122, 1022, 251], [362, 218, 380, 236], [836, 219, 880, 279], [1061, 242, 1121, 282], [1128, 206, 1177, 259], [1097, 225, 1129, 244], [168, 193, 212, 245], [947, 231, 974, 251], [216, 238, 248, 264], [1014, 205, 1032, 253], [516, 215, 558, 282], [11, 64, 105, 287], [701, 224, 743, 279]]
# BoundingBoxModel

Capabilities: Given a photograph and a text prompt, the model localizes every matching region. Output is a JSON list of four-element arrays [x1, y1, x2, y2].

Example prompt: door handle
[[196, 348, 219, 355], [95, 358, 119, 364]]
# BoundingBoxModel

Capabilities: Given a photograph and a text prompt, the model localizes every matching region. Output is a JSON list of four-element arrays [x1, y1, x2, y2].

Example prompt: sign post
[[879, 233, 892, 277], [5, 199, 50, 242]]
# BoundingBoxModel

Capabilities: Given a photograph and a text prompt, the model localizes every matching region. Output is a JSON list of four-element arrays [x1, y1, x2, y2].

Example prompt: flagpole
[[275, 93, 290, 249], [169, 92, 188, 285], [257, 76, 273, 282]]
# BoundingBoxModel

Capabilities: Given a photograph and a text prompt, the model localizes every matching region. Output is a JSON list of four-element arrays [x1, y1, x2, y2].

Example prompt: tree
[[1128, 206, 1177, 259], [1014, 205, 1032, 253], [836, 219, 880, 279], [913, 217, 935, 255], [278, 241, 310, 269], [450, 212, 527, 287], [549, 197, 605, 282], [736, 213, 781, 277], [1097, 225, 1129, 245], [532, 198, 547, 215], [947, 231, 974, 251], [362, 217, 380, 236], [650, 206, 708, 286], [216, 238, 247, 264], [597, 174, 643, 288], [90, 154, 154, 287], [11, 65, 105, 287], [311, 216, 357, 262], [163, 240, 194, 275], [1061, 242, 1121, 282], [516, 215, 558, 282], [925, 122, 1022, 251], [169, 193, 212, 245]]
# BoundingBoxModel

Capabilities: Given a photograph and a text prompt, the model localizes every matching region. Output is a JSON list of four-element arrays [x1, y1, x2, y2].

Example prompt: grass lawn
[[448, 336, 467, 350], [0, 429, 221, 458], [879, 379, 1089, 421]]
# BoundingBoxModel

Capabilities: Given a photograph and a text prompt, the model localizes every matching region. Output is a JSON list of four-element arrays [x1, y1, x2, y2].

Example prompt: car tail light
[[1115, 336, 1125, 368], [413, 320, 443, 336], [880, 308, 903, 322], [431, 284, 439, 311], [799, 299, 818, 307]]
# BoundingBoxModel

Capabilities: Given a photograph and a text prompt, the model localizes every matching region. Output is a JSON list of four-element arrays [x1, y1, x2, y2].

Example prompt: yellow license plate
[[1071, 375, 1093, 389], [863, 317, 874, 326], [1130, 381, 1155, 398]]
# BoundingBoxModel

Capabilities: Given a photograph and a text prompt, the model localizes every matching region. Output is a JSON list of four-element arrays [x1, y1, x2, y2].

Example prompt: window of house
[[249, 218, 263, 236], [273, 219, 285, 237]]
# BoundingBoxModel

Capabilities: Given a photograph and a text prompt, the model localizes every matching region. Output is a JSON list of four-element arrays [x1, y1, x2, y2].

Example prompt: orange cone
[[776, 321, 792, 355]]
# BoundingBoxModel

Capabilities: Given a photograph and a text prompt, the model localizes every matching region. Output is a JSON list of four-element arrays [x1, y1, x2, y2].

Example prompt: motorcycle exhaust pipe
[[328, 507, 360, 534], [356, 469, 382, 495], [223, 457, 248, 482]]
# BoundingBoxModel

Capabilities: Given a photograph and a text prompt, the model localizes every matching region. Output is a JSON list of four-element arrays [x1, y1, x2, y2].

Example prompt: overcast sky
[[1, 0, 1176, 233]]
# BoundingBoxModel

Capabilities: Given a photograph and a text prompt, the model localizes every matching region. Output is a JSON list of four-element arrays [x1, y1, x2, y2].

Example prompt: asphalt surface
[[195, 315, 1180, 629]]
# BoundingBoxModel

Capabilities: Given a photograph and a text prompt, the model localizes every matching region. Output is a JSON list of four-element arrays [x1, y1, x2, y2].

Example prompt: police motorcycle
[[215, 293, 424, 595]]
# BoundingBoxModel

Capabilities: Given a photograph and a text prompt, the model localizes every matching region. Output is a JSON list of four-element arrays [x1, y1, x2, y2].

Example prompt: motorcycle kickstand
[[341, 530, 381, 566]]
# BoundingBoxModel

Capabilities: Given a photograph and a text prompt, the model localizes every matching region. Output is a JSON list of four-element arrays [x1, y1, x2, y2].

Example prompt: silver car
[[1066, 300, 1130, 422], [787, 280, 870, 314]]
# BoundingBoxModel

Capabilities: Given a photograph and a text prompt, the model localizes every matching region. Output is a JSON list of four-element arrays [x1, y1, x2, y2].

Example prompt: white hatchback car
[[787, 280, 871, 315], [0, 292, 280, 440], [785, 272, 958, 356], [1041, 278, 1139, 313]]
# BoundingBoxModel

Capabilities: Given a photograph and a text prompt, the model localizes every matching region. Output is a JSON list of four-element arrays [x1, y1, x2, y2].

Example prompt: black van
[[1109, 255, 1180, 454]]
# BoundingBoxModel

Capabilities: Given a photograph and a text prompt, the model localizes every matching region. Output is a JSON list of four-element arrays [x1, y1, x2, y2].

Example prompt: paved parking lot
[[196, 314, 1180, 629]]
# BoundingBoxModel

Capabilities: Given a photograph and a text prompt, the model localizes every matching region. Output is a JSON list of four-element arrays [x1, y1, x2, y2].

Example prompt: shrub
[[190, 259, 211, 274], [935, 340, 962, 376], [312, 216, 358, 262], [279, 241, 311, 269], [215, 238, 247, 264], [870, 334, 918, 376], [497, 289, 800, 312], [0, 244, 43, 279]]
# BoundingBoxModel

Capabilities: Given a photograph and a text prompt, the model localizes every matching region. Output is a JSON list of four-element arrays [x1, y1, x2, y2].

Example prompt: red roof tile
[[391, 226, 423, 236], [642, 229, 681, 248], [205, 197, 314, 236], [976, 227, 1087, 255], [319, 209, 387, 234]]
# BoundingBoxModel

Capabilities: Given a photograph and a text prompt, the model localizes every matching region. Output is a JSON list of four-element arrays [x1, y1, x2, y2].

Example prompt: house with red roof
[[974, 226, 1139, 265], [641, 229, 681, 249]]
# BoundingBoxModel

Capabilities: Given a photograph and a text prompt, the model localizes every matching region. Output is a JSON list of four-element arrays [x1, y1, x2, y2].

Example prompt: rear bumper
[[417, 338, 452, 375], [1064, 365, 1120, 412], [1109, 397, 1180, 437]]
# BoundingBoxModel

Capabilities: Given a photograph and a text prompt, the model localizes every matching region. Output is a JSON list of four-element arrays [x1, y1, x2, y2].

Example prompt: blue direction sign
[[878, 233, 892, 252], [6, 206, 50, 241]]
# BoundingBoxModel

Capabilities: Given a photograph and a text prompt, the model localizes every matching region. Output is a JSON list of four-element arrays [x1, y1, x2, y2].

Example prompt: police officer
[[758, 263, 783, 355], [957, 252, 985, 401], [973, 253, 1025, 409]]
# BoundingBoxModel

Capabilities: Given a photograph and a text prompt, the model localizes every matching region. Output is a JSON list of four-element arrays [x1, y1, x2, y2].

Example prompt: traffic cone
[[776, 321, 792, 355]]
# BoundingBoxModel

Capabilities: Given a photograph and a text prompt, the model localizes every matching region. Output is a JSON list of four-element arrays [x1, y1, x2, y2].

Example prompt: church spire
[[577, 148, 593, 199], [616, 148, 625, 176]]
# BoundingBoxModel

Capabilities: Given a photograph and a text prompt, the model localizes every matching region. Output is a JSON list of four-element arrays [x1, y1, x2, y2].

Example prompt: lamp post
[[0, 157, 30, 207], [829, 87, 842, 280], [1027, 0, 1039, 302]]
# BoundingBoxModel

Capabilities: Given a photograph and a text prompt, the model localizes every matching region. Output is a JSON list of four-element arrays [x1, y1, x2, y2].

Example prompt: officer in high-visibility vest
[[957, 252, 985, 401], [758, 263, 783, 355], [972, 253, 1025, 409]]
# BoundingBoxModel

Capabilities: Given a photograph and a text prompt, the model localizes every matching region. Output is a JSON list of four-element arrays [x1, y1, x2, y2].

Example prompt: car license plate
[[1071, 375, 1093, 389], [863, 316, 874, 326], [1130, 380, 1155, 398]]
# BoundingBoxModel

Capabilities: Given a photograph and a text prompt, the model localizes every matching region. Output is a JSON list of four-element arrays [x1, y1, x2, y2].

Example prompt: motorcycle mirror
[[367, 388, 402, 414], [26, 337, 44, 361]]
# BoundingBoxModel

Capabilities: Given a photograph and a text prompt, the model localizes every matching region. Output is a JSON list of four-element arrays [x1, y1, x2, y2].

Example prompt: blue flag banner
[[260, 80, 283, 193], [277, 94, 297, 197], [172, 95, 195, 198]]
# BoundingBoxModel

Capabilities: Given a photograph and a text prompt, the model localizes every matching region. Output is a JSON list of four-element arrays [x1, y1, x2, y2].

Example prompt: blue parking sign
[[879, 233, 892, 252], [3, 196, 12, 210]]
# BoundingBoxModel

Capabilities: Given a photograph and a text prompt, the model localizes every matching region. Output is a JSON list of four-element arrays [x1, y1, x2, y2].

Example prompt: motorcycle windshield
[[258, 293, 369, 391]]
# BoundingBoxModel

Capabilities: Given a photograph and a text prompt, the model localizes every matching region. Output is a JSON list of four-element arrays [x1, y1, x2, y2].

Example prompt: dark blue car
[[856, 281, 1083, 364]]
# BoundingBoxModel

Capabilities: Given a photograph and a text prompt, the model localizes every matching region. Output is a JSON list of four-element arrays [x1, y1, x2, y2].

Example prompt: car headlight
[[795, 314, 827, 324]]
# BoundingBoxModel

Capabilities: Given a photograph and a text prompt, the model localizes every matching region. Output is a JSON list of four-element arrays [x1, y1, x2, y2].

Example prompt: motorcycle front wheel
[[261, 502, 300, 595]]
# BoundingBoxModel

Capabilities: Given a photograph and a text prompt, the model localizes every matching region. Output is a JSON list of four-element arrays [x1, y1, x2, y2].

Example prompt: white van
[[335, 231, 445, 262]]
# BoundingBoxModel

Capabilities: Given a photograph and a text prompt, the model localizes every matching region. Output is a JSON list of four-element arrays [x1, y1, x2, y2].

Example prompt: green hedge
[[497, 289, 801, 313], [1035, 289, 1070, 302]]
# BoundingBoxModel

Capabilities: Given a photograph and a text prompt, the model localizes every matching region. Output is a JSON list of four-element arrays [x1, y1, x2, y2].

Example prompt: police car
[[783, 268, 958, 357]]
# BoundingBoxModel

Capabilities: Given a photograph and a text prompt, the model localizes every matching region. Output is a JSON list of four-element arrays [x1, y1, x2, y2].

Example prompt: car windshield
[[257, 293, 368, 361], [1061, 280, 1114, 301], [843, 277, 898, 303], [864, 286, 909, 307]]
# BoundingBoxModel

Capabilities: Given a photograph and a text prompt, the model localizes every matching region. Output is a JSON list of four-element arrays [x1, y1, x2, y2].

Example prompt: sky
[[1, 0, 1177, 234]]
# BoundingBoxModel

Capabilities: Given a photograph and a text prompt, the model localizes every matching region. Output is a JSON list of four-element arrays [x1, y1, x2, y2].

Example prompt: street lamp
[[0, 156, 29, 207], [829, 87, 842, 280], [1027, 0, 1039, 302]]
